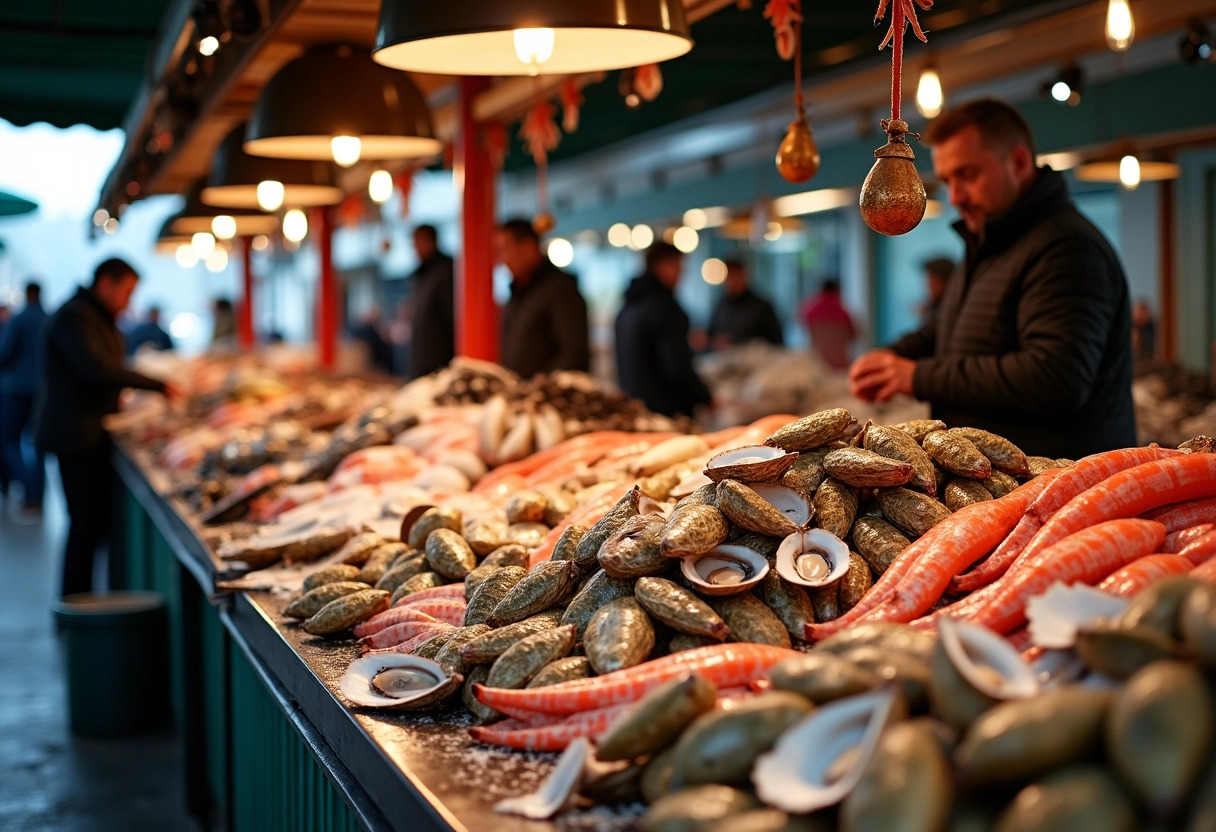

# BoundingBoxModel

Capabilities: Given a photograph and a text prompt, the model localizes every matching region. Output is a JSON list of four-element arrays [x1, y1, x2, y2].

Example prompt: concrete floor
[[0, 464, 200, 832]]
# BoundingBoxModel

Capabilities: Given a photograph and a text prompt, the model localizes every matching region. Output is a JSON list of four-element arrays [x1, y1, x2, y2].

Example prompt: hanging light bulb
[[198, 35, 220, 57], [916, 65, 944, 119], [607, 223, 632, 248], [205, 246, 229, 273], [547, 238, 574, 268], [256, 179, 285, 212], [629, 224, 654, 250], [211, 215, 237, 240], [331, 135, 362, 167], [283, 209, 308, 243], [368, 169, 394, 204], [1119, 155, 1141, 190], [252, 234, 270, 251], [513, 28, 555, 75], [191, 231, 216, 257], [672, 226, 699, 253], [1105, 0, 1134, 52], [175, 244, 199, 268]]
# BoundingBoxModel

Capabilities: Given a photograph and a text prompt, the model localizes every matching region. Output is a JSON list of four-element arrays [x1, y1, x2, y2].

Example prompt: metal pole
[[316, 206, 337, 369], [455, 76, 498, 361], [238, 236, 255, 348]]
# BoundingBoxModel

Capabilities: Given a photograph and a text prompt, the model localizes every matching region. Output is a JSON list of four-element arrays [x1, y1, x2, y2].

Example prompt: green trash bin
[[53, 591, 169, 738]]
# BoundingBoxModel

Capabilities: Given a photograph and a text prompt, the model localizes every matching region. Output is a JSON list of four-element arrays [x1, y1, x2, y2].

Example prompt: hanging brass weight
[[776, 112, 821, 184], [859, 119, 927, 236], [532, 212, 556, 234]]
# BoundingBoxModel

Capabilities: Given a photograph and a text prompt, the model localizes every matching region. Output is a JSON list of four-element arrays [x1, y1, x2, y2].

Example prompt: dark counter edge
[[113, 448, 463, 832]]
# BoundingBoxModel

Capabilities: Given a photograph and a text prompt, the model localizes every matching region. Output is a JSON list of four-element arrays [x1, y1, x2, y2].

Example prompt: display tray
[[115, 447, 643, 832]]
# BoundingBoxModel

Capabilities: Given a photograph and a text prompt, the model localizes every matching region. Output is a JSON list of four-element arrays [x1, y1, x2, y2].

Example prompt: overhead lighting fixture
[[702, 258, 727, 285], [246, 45, 441, 162], [1075, 158, 1180, 185], [629, 223, 654, 250], [1042, 65, 1083, 106], [772, 188, 855, 217], [719, 215, 803, 240], [1105, 0, 1134, 52], [547, 237, 574, 268], [173, 184, 280, 237], [205, 246, 229, 273], [683, 206, 731, 229], [155, 213, 193, 255], [251, 234, 270, 251], [1036, 151, 1082, 171], [282, 209, 308, 243], [607, 222, 632, 248], [368, 169, 394, 204], [682, 208, 708, 230], [763, 222, 783, 242], [198, 35, 220, 57], [202, 125, 342, 210], [175, 244, 199, 268], [192, 232, 216, 258], [915, 64, 944, 119], [373, 1, 692, 75], [211, 215, 237, 240], [672, 226, 699, 253], [1118, 155, 1141, 190]]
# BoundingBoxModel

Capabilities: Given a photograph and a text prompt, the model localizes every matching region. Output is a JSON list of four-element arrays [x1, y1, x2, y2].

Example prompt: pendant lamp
[[202, 125, 343, 210], [155, 213, 193, 254], [245, 45, 441, 163], [373, 1, 692, 76], [171, 184, 280, 237]]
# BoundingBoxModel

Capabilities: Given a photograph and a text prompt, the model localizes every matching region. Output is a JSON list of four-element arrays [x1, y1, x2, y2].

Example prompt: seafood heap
[[1133, 360, 1216, 448], [465, 574, 1216, 832]]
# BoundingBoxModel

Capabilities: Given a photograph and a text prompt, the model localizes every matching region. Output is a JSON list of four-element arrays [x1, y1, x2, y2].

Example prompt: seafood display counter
[[115, 448, 597, 832]]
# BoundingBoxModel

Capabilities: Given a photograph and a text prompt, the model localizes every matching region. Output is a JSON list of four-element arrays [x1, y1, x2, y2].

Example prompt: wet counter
[[114, 448, 641, 832]]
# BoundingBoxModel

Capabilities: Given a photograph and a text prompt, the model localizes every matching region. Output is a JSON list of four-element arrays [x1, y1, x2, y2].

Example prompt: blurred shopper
[[849, 99, 1134, 458], [125, 306, 174, 355], [0, 281, 48, 516], [706, 260, 784, 350], [351, 308, 393, 375], [210, 298, 236, 348], [408, 224, 456, 379], [802, 279, 857, 370], [35, 259, 175, 597], [920, 257, 955, 328], [390, 296, 413, 378], [1131, 299, 1156, 361], [615, 242, 712, 418], [495, 218, 589, 377]]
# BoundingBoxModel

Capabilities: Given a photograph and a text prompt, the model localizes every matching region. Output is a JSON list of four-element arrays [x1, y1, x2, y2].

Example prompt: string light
[[607, 222, 631, 248], [672, 226, 699, 253], [702, 258, 727, 285], [629, 224, 654, 250]]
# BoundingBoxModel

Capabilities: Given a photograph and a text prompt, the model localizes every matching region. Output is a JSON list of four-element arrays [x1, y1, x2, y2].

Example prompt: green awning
[[0, 190, 38, 217], [0, 1, 165, 130]]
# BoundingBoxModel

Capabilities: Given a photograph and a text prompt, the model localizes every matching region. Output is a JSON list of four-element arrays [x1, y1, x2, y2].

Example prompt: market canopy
[[0, 190, 38, 217], [0, 0, 165, 130]]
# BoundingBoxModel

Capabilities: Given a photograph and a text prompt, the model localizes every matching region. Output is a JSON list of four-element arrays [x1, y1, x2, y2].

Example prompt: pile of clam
[[485, 574, 1216, 832]]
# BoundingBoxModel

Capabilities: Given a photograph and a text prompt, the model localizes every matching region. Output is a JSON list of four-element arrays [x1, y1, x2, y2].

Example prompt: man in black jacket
[[408, 224, 455, 378], [36, 259, 175, 597], [615, 242, 712, 418], [495, 218, 590, 377], [849, 99, 1135, 458], [706, 260, 784, 350]]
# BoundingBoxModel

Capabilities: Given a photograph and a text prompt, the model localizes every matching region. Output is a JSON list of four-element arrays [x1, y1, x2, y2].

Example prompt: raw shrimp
[[948, 514, 1041, 594], [1180, 530, 1216, 566], [1097, 554, 1191, 597], [1026, 446, 1182, 523], [1164, 523, 1216, 554], [1147, 497, 1216, 533], [353, 607, 443, 639], [390, 584, 466, 606], [364, 624, 454, 655], [359, 619, 451, 650], [468, 704, 633, 751], [392, 598, 466, 625]]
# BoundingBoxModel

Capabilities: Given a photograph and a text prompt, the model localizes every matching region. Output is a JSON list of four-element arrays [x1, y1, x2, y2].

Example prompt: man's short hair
[[93, 257, 137, 286], [923, 258, 955, 282], [821, 278, 841, 293], [498, 218, 539, 246], [923, 98, 1036, 158], [722, 258, 747, 275], [24, 281, 41, 301], [645, 241, 682, 270], [413, 224, 438, 244]]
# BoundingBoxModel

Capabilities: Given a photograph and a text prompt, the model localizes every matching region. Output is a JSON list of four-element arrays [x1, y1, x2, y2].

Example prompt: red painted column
[[237, 236, 255, 349], [455, 76, 498, 361], [315, 206, 338, 370]]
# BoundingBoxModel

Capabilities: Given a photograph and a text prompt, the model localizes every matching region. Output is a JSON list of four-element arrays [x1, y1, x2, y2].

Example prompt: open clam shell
[[338, 654, 462, 710], [681, 544, 770, 596], [750, 484, 813, 528], [776, 529, 851, 588], [939, 617, 1040, 700], [494, 736, 590, 819], [752, 688, 901, 813], [705, 445, 799, 483]]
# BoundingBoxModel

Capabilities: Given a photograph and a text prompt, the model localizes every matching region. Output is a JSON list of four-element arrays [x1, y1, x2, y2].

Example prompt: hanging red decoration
[[763, 0, 802, 60], [635, 64, 664, 101], [337, 192, 367, 228], [483, 122, 508, 171], [560, 80, 584, 133], [394, 169, 414, 218], [520, 97, 561, 165], [859, 0, 932, 236]]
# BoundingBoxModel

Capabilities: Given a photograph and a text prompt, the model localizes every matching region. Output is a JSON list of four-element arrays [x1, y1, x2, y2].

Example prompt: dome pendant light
[[245, 45, 441, 162], [172, 183, 280, 238], [373, 1, 693, 76], [202, 125, 343, 210]]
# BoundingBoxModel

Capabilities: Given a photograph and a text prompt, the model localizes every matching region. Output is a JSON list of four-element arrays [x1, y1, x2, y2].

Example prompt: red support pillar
[[455, 76, 498, 362], [237, 236, 255, 349], [315, 206, 338, 370]]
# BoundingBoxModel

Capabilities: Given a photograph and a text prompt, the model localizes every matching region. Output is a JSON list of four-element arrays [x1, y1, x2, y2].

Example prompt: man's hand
[[848, 349, 916, 403]]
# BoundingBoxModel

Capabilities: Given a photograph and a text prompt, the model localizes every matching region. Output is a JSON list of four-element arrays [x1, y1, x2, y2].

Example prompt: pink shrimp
[[1015, 454, 1216, 567], [392, 597, 467, 625], [364, 624, 454, 655], [391, 584, 466, 606], [468, 703, 634, 751], [1097, 554, 1191, 597], [1026, 446, 1183, 524], [359, 619, 453, 650], [1145, 497, 1216, 533], [958, 519, 1166, 634], [1180, 530, 1216, 567], [948, 514, 1042, 594], [1164, 524, 1216, 554], [473, 644, 802, 716], [353, 607, 442, 639]]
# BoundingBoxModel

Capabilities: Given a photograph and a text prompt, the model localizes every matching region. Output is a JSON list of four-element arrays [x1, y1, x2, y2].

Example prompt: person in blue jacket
[[0, 281, 49, 515]]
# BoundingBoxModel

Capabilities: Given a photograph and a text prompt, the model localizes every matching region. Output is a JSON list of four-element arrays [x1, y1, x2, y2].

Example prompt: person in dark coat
[[849, 99, 1135, 459], [615, 242, 712, 418], [706, 260, 784, 350], [124, 306, 174, 355], [351, 309, 393, 375], [408, 224, 455, 378], [0, 281, 48, 514], [36, 259, 175, 597], [495, 218, 589, 377]]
